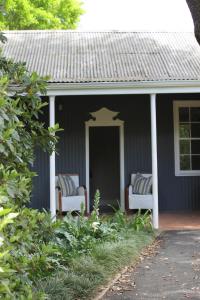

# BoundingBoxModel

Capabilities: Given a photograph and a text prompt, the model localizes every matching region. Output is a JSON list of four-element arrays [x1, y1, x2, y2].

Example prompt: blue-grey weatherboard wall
[[31, 93, 200, 212]]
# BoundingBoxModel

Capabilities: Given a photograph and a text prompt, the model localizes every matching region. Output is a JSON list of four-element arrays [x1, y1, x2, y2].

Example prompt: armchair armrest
[[125, 185, 132, 211], [128, 185, 132, 196]]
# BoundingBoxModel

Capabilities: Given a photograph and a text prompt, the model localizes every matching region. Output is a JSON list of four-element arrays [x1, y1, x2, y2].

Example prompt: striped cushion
[[132, 173, 152, 195], [58, 175, 77, 196]]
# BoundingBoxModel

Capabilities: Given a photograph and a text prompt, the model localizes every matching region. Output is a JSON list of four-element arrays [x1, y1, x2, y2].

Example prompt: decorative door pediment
[[86, 107, 123, 126]]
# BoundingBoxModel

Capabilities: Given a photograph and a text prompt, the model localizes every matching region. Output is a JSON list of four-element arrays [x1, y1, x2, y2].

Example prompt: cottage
[[3, 30, 200, 228]]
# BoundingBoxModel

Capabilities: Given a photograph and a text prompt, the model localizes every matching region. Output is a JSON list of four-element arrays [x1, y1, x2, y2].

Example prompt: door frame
[[85, 107, 124, 213]]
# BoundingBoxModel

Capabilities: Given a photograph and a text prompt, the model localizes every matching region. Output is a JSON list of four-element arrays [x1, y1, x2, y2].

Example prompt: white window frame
[[174, 100, 200, 176]]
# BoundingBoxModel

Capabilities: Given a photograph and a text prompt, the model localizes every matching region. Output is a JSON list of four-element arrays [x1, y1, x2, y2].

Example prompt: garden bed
[[36, 229, 154, 300], [1, 193, 154, 299]]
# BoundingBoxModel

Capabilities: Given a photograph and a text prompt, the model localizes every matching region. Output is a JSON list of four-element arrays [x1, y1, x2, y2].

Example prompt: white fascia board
[[46, 80, 200, 96]]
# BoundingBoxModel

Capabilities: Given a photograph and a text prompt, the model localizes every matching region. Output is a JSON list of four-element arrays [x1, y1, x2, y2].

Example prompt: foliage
[[4, 208, 64, 277], [90, 188, 100, 222], [0, 189, 154, 299], [0, 208, 64, 299], [0, 207, 45, 299], [55, 191, 118, 256], [37, 230, 154, 300], [0, 33, 61, 298], [0, 0, 84, 30], [54, 191, 153, 258], [108, 206, 153, 233], [131, 209, 153, 232], [0, 46, 60, 208], [0, 165, 34, 208], [108, 205, 128, 231], [0, 192, 116, 298]]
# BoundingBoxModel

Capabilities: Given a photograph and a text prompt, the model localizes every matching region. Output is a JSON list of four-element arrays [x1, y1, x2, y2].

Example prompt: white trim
[[45, 80, 200, 96], [49, 96, 56, 219], [8, 81, 200, 97], [173, 100, 200, 176], [85, 107, 125, 212], [150, 94, 159, 229]]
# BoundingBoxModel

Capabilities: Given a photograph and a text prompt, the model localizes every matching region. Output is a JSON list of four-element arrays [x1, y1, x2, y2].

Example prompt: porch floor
[[159, 211, 200, 230]]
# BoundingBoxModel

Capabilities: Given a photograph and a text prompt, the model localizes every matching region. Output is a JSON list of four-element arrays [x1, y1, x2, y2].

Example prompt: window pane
[[192, 155, 200, 170], [191, 140, 200, 154], [179, 107, 189, 122], [179, 124, 190, 138], [180, 155, 191, 170], [180, 140, 190, 154], [191, 107, 200, 122], [191, 123, 200, 138]]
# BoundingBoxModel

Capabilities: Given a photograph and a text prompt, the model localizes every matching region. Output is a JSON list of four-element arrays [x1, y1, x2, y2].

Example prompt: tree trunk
[[186, 0, 200, 45]]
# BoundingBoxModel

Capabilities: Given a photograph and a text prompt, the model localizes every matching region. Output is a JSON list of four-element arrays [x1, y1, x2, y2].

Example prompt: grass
[[36, 229, 155, 300]]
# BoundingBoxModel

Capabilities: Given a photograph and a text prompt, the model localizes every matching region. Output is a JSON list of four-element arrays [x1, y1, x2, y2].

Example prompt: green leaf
[[0, 207, 12, 217]]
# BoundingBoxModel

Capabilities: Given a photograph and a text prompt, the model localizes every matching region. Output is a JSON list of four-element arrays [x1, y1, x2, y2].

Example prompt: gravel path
[[103, 230, 200, 300]]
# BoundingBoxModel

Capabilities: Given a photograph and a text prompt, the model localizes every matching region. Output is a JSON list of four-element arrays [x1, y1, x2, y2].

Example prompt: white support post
[[49, 96, 56, 219], [85, 124, 90, 214], [150, 94, 159, 229], [120, 124, 125, 211]]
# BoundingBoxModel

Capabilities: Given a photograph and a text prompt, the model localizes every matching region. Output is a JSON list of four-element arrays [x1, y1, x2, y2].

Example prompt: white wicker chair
[[55, 174, 87, 213], [126, 173, 153, 210]]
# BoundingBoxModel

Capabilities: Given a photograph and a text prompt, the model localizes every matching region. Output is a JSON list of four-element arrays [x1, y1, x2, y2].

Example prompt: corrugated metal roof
[[2, 30, 200, 83]]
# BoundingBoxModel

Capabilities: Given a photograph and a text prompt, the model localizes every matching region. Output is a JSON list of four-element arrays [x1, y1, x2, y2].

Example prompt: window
[[174, 101, 200, 176]]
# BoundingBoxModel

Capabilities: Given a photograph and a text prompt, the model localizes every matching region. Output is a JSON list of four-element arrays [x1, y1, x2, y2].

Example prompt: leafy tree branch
[[0, 0, 84, 30]]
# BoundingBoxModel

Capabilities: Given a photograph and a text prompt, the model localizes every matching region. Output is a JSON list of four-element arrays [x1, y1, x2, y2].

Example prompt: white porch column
[[120, 124, 125, 211], [85, 124, 90, 214], [150, 94, 159, 229], [49, 96, 56, 219]]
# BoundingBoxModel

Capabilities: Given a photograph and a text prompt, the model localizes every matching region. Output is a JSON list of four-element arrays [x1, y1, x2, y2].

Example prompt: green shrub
[[0, 33, 61, 298], [131, 209, 153, 232], [38, 230, 154, 300], [55, 191, 153, 259], [55, 191, 118, 256], [108, 206, 129, 231], [0, 189, 154, 298], [0, 207, 46, 299], [0, 208, 65, 299]]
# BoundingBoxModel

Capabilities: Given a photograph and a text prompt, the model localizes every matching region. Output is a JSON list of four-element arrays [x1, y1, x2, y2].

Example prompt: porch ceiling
[[2, 31, 200, 84]]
